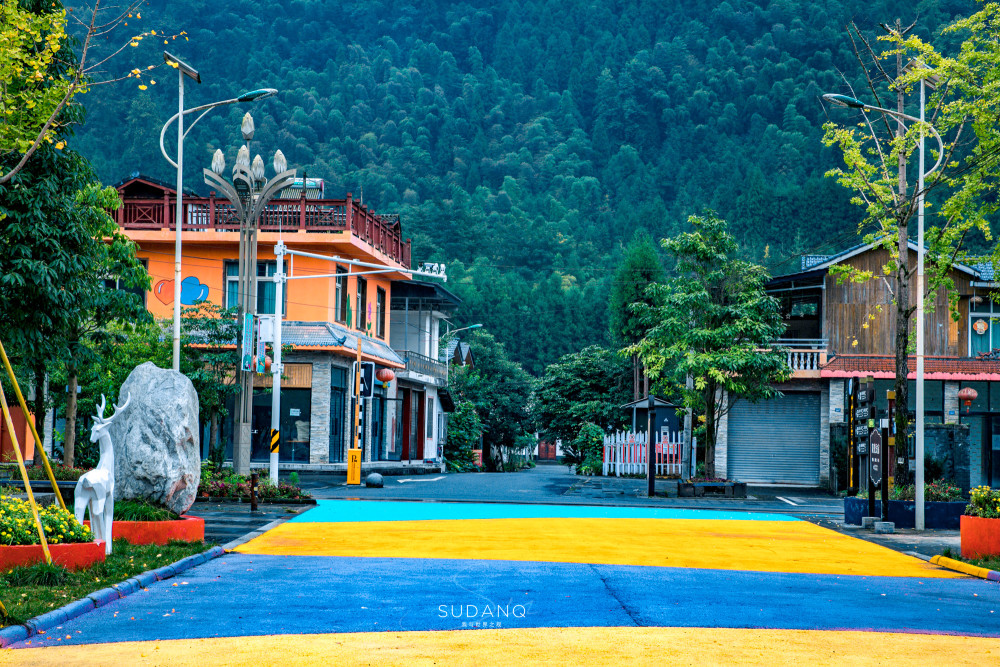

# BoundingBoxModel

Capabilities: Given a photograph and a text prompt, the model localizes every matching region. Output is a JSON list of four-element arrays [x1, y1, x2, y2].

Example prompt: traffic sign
[[869, 428, 883, 485], [353, 361, 375, 398]]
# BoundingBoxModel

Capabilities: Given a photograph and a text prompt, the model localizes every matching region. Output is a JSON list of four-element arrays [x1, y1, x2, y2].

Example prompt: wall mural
[[154, 277, 210, 305]]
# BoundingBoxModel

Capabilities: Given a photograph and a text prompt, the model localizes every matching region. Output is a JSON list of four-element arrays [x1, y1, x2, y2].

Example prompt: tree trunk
[[64, 373, 78, 468], [893, 33, 912, 485], [32, 365, 46, 467], [704, 381, 716, 479], [210, 411, 220, 458]]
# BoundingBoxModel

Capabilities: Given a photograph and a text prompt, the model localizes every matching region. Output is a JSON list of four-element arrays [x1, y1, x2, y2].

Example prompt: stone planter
[[0, 541, 106, 571], [85, 515, 204, 545], [844, 497, 966, 529], [678, 481, 747, 498], [961, 515, 1000, 559]]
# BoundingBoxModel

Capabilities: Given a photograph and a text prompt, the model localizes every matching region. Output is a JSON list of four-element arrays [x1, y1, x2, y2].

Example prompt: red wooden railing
[[116, 190, 411, 268]]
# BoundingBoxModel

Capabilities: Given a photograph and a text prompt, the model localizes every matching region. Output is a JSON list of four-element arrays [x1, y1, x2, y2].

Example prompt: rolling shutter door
[[727, 393, 820, 485]]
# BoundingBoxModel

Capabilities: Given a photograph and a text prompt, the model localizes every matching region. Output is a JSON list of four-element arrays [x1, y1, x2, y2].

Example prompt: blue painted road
[[11, 554, 1000, 647]]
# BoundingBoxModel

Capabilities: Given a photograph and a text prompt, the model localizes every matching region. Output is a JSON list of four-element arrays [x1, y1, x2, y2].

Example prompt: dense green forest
[[72, 0, 977, 374]]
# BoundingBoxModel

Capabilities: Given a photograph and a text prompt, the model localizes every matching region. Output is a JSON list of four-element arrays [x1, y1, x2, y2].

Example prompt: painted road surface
[[4, 500, 999, 665]]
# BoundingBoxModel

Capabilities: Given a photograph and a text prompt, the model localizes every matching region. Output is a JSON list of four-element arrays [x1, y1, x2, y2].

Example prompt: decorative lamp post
[[958, 387, 978, 415], [822, 88, 945, 531], [203, 113, 296, 476], [159, 50, 277, 372]]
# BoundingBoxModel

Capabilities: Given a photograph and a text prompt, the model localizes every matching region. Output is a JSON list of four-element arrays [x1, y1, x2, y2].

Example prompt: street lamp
[[159, 50, 277, 372], [202, 113, 296, 476], [823, 84, 945, 530], [441, 324, 482, 386]]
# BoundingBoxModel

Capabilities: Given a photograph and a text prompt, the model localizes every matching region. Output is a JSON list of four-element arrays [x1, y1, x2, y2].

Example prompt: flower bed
[[1, 495, 100, 571], [198, 463, 310, 501], [844, 497, 966, 529]]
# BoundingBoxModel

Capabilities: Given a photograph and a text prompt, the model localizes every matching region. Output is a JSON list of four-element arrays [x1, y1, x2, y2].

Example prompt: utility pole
[[268, 241, 286, 484]]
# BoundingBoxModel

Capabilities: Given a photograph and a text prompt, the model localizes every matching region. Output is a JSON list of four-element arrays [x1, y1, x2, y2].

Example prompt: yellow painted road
[[235, 517, 961, 578], [3, 627, 998, 666]]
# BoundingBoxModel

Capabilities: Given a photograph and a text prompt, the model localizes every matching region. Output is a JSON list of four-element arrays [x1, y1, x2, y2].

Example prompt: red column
[[300, 191, 307, 229], [163, 192, 170, 229], [209, 191, 216, 228], [346, 192, 353, 233]]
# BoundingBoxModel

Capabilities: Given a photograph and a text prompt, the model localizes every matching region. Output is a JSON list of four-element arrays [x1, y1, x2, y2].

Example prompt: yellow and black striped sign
[[270, 428, 280, 453]]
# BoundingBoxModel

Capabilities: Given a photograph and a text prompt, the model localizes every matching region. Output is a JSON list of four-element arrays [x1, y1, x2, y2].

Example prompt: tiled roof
[[822, 354, 1000, 380], [282, 321, 404, 366], [974, 262, 995, 281]]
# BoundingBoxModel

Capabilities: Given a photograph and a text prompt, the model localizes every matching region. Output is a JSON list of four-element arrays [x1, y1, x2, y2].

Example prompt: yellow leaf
[[851, 339, 859, 347], [138, 84, 147, 90]]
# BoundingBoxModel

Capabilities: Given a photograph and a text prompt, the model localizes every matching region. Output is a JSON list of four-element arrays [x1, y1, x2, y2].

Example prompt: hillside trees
[[630, 214, 789, 478]]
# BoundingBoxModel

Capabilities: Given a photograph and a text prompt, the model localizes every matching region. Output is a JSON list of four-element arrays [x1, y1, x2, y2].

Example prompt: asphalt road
[[292, 463, 845, 517]]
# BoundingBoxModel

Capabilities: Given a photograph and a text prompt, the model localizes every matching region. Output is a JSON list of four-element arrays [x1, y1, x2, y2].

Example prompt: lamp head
[[163, 51, 201, 83], [241, 112, 255, 141], [822, 93, 866, 109], [273, 149, 287, 174], [235, 144, 251, 170], [251, 154, 266, 183], [237, 88, 278, 102], [211, 149, 225, 175]]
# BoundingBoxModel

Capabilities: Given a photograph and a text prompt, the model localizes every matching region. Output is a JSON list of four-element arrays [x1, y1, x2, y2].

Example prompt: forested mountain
[[72, 0, 977, 374]]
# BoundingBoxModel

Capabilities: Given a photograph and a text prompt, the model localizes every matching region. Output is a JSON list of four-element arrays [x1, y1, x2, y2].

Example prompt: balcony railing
[[117, 191, 410, 268], [774, 339, 828, 375], [401, 350, 446, 380]]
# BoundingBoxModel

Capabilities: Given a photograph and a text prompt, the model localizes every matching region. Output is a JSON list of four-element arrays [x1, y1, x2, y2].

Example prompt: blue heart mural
[[180, 276, 210, 305]]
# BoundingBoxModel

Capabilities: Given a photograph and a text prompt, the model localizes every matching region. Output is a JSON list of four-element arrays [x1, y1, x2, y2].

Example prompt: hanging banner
[[241, 313, 255, 371], [255, 317, 266, 373]]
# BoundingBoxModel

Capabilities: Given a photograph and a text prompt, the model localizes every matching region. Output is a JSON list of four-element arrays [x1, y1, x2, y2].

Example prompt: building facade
[[114, 175, 442, 472], [713, 240, 1000, 489]]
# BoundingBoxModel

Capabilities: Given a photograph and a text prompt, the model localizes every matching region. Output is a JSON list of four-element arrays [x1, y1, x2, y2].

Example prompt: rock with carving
[[110, 362, 201, 515]]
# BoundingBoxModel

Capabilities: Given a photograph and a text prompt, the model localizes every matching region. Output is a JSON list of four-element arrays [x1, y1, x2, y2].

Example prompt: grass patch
[[940, 546, 1000, 571], [0, 539, 216, 627], [113, 499, 180, 522]]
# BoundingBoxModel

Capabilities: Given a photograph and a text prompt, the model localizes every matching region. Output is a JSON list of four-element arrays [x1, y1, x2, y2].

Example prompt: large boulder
[[111, 362, 201, 515]]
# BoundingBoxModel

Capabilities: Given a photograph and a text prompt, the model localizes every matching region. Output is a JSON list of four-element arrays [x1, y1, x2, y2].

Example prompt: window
[[969, 299, 1000, 356], [225, 261, 286, 315], [103, 258, 148, 307], [376, 287, 386, 338], [356, 277, 367, 331], [426, 396, 434, 438], [335, 266, 348, 323]]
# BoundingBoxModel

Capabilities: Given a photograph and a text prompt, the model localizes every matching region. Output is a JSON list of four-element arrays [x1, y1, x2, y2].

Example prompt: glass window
[[906, 380, 943, 413], [335, 266, 348, 323], [376, 287, 386, 338], [356, 277, 367, 330], [426, 396, 434, 439], [225, 261, 285, 315]]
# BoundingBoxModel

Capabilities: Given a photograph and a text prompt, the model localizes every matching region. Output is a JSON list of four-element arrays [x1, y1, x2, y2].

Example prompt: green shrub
[[966, 486, 1000, 519], [571, 423, 604, 475], [113, 499, 179, 522], [288, 471, 300, 485], [25, 465, 88, 481], [444, 400, 483, 473]]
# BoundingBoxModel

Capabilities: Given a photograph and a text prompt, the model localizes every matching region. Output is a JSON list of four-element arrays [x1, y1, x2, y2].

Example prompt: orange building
[[114, 175, 446, 472]]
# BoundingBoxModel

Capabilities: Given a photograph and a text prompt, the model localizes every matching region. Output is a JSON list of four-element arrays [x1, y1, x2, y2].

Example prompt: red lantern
[[264, 356, 272, 373], [376, 368, 395, 383], [958, 387, 978, 414]]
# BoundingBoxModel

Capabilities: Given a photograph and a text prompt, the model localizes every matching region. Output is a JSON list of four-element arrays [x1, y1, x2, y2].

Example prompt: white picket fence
[[602, 430, 684, 477]]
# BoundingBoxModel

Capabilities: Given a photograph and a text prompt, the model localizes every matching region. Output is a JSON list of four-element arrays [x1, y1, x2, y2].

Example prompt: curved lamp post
[[203, 113, 297, 477], [823, 89, 944, 530], [441, 323, 482, 387]]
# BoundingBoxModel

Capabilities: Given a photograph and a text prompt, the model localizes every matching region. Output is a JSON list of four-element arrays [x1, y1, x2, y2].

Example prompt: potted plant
[[961, 486, 1000, 559], [85, 498, 205, 545]]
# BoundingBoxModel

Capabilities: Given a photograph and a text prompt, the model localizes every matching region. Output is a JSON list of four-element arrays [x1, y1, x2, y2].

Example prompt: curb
[[930, 555, 1000, 582], [0, 545, 225, 648]]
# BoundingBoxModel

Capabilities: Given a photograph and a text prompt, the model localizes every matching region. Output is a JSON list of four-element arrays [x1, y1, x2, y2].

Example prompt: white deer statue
[[74, 393, 130, 555]]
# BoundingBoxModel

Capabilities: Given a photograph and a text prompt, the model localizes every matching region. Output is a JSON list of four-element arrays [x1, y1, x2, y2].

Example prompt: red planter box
[[0, 541, 106, 571], [961, 515, 1000, 559], [86, 515, 205, 545]]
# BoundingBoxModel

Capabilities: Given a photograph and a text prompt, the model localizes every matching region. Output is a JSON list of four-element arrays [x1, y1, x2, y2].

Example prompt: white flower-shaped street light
[[203, 114, 297, 480]]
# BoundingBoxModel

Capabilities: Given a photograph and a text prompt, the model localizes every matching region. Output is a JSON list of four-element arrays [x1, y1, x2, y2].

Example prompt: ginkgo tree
[[0, 0, 185, 185], [822, 5, 1000, 476]]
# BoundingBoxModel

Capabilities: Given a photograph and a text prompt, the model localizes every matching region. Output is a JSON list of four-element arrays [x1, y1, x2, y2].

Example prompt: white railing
[[602, 430, 684, 477], [787, 349, 824, 371]]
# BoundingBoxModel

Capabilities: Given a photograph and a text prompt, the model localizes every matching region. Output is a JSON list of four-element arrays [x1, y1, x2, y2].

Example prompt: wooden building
[[713, 240, 1000, 489]]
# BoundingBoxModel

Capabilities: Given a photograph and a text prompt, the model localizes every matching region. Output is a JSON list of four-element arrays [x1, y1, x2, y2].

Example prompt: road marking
[[396, 476, 446, 484], [776, 497, 799, 506]]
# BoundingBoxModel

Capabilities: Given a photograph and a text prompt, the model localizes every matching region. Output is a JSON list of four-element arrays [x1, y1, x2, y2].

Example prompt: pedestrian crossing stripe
[[270, 428, 279, 453]]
